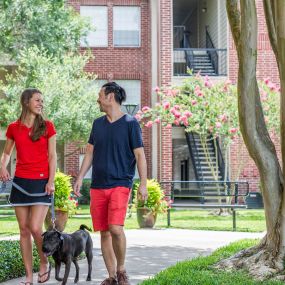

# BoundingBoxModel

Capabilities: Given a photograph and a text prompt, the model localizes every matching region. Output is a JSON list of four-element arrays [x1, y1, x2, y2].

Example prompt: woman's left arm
[[46, 135, 57, 195]]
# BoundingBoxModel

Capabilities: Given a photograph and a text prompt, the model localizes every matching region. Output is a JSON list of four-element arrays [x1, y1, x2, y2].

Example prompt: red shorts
[[90, 186, 131, 231]]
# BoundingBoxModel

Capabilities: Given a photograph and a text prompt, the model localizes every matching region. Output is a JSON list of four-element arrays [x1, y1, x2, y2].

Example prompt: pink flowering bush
[[137, 75, 239, 142], [136, 75, 279, 142]]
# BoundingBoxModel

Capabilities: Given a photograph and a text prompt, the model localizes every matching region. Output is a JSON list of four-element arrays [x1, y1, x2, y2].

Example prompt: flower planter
[[44, 208, 69, 232], [137, 208, 157, 228]]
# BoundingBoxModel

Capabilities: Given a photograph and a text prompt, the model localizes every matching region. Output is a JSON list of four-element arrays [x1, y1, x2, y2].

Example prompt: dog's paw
[[56, 277, 63, 281], [74, 277, 79, 283], [86, 276, 91, 281]]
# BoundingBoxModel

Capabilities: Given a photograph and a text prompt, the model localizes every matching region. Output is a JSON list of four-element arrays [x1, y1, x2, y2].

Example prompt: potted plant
[[44, 170, 78, 231], [134, 179, 169, 228]]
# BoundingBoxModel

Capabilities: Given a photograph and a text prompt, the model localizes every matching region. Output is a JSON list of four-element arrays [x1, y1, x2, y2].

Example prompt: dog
[[42, 224, 93, 285]]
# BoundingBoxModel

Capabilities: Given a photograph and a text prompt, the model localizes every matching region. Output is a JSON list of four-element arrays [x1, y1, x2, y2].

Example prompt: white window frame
[[80, 6, 108, 47], [113, 6, 141, 47]]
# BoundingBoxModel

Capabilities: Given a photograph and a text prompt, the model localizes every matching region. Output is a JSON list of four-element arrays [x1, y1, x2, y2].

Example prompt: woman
[[0, 88, 57, 285]]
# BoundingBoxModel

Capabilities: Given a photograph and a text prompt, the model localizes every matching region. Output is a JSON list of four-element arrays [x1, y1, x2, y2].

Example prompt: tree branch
[[226, 0, 241, 47], [263, 0, 278, 56]]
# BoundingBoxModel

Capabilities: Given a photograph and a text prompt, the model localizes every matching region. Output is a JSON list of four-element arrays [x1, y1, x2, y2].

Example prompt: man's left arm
[[134, 147, 148, 201]]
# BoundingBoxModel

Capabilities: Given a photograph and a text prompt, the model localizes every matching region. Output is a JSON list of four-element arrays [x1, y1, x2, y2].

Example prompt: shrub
[[54, 170, 77, 216], [133, 179, 169, 215], [78, 179, 91, 205], [0, 240, 40, 282]]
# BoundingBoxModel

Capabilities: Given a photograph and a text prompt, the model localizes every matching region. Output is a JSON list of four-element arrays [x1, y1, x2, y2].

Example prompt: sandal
[[37, 263, 51, 283], [20, 282, 33, 285]]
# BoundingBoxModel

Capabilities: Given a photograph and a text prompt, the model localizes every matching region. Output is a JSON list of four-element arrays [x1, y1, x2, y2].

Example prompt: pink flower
[[142, 106, 151, 112], [215, 122, 222, 128], [194, 85, 201, 92], [154, 86, 160, 93], [191, 100, 197, 106], [174, 119, 180, 126], [174, 111, 181, 119], [173, 105, 180, 110], [204, 80, 213, 88], [229, 128, 238, 134], [171, 89, 179, 96], [166, 124, 172, 129], [268, 82, 277, 91], [135, 114, 142, 121], [184, 111, 193, 118], [154, 118, 160, 124], [137, 110, 143, 115], [197, 91, 204, 97], [264, 78, 270, 85], [163, 101, 170, 110], [145, 121, 153, 128], [219, 114, 228, 123]]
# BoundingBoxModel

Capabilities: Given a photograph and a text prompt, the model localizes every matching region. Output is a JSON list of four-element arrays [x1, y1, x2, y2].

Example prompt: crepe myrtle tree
[[137, 73, 279, 214], [215, 0, 285, 281], [0, 46, 101, 143]]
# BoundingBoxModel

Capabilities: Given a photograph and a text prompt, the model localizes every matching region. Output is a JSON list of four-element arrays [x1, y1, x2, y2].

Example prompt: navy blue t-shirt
[[88, 114, 144, 189]]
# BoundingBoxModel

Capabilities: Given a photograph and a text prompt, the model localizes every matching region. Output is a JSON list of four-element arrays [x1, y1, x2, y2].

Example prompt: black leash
[[0, 179, 56, 229]]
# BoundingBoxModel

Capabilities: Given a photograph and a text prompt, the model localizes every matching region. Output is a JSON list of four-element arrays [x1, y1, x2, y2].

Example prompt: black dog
[[42, 224, 93, 285]]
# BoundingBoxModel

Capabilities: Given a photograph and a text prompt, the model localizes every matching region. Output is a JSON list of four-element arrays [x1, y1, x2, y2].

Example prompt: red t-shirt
[[6, 120, 56, 179]]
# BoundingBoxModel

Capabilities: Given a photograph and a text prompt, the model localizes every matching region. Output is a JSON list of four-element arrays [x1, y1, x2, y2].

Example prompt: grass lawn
[[140, 239, 282, 285], [0, 206, 266, 237]]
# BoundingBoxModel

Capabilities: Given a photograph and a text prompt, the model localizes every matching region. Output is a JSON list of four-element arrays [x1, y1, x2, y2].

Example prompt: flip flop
[[20, 282, 33, 285], [37, 263, 51, 283]]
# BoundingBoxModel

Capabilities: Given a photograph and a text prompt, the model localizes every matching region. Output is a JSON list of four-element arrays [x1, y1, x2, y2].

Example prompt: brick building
[[0, 0, 280, 194]]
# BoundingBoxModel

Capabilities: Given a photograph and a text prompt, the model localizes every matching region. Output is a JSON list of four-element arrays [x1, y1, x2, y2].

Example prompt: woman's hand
[[0, 167, 10, 182], [45, 181, 55, 195]]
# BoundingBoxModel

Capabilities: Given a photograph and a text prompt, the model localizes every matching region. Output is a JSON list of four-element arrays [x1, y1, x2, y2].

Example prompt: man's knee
[[100, 230, 111, 240], [109, 225, 124, 238]]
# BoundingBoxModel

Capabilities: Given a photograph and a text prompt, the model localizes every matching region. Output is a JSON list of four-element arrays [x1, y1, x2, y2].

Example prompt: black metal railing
[[173, 48, 227, 76], [160, 180, 249, 201], [206, 26, 219, 74]]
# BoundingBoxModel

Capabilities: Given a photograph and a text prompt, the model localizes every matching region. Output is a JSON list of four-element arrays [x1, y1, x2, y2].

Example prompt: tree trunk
[[216, 0, 285, 280]]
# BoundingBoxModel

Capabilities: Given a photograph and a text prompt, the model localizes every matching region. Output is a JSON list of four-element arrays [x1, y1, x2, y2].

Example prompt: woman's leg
[[30, 205, 49, 283], [14, 206, 33, 283]]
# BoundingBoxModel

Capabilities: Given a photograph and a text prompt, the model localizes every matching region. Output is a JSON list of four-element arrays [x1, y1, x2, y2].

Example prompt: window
[[80, 6, 108, 47], [113, 6, 140, 47], [115, 80, 141, 107]]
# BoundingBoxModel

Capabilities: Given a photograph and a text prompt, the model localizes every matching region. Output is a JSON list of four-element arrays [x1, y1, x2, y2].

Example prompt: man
[[74, 82, 148, 285]]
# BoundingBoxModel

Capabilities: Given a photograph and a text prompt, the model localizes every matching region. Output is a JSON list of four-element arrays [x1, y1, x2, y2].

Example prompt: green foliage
[[133, 179, 169, 215], [78, 179, 91, 205], [140, 239, 283, 285], [0, 240, 40, 282], [0, 47, 101, 142], [0, 0, 91, 60], [54, 170, 77, 216]]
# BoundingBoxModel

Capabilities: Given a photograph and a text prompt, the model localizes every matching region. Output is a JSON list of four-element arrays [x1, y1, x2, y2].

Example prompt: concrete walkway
[[1, 229, 264, 285]]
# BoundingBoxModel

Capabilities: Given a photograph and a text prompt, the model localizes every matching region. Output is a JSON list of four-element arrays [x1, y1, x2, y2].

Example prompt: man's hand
[[137, 184, 148, 202], [73, 178, 83, 197]]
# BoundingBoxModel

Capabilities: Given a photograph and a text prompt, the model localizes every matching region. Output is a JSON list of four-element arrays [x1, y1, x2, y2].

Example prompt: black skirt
[[9, 177, 51, 206]]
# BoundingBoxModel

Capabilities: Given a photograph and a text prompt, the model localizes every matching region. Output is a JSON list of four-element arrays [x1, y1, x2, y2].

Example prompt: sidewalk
[[1, 229, 264, 285]]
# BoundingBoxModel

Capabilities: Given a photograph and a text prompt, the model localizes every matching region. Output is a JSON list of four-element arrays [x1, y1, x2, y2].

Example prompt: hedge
[[0, 240, 40, 282]]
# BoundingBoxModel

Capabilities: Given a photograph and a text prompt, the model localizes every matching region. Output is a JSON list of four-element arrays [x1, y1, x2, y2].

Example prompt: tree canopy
[[0, 47, 101, 142], [0, 0, 90, 60]]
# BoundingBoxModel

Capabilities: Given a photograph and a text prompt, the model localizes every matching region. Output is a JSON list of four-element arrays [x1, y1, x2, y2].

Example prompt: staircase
[[191, 51, 216, 76], [173, 132, 226, 203]]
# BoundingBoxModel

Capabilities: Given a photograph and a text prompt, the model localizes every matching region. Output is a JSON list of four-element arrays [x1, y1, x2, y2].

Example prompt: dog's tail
[[80, 224, 92, 232]]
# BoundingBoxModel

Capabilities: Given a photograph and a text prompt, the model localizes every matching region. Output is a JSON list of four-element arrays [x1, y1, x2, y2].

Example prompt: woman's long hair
[[19, 88, 46, 141]]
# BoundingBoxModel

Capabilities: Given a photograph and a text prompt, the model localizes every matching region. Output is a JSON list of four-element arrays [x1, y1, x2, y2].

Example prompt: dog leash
[[0, 179, 56, 229]]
